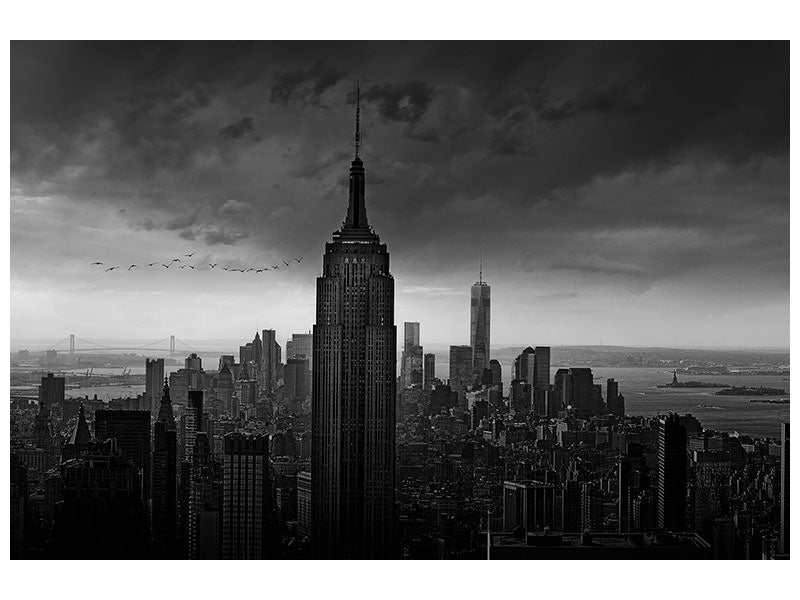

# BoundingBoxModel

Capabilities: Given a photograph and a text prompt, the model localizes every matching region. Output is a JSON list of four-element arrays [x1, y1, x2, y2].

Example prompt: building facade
[[311, 97, 396, 559]]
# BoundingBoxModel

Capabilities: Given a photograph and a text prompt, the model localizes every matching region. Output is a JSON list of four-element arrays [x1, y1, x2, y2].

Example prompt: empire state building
[[311, 89, 396, 559]]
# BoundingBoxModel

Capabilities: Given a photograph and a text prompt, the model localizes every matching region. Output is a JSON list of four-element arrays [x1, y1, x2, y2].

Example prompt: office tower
[[657, 414, 687, 531], [401, 322, 423, 389], [780, 422, 789, 555], [514, 347, 536, 382], [59, 439, 145, 558], [10, 455, 27, 559], [533, 346, 550, 389], [38, 372, 65, 408], [607, 378, 625, 417], [470, 268, 491, 375], [185, 390, 204, 463], [449, 345, 473, 405], [554, 368, 597, 417], [561, 480, 582, 532], [261, 329, 278, 393], [580, 482, 603, 532], [618, 443, 647, 533], [423, 353, 436, 390], [222, 432, 272, 559], [218, 355, 235, 371], [252, 331, 262, 370], [217, 362, 233, 413], [312, 94, 396, 559], [189, 432, 220, 559], [94, 410, 151, 499], [237, 379, 258, 409], [286, 332, 313, 372], [285, 357, 309, 403], [297, 471, 312, 538], [239, 343, 254, 365], [145, 358, 165, 414], [152, 380, 177, 558], [489, 358, 502, 388], [503, 481, 556, 532], [510, 379, 532, 417]]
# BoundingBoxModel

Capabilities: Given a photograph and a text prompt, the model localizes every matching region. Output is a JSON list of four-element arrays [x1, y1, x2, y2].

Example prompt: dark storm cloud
[[270, 60, 346, 106], [219, 116, 254, 139], [204, 228, 249, 246], [9, 41, 789, 346], [361, 81, 435, 124]]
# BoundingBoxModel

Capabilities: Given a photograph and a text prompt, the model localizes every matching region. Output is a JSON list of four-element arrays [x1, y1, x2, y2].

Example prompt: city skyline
[[10, 41, 789, 348]]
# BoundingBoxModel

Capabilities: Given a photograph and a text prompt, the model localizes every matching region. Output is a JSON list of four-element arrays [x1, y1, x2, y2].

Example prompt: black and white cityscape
[[9, 41, 790, 561]]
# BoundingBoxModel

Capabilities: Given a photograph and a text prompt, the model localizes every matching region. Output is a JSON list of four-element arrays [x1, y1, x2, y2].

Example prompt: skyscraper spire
[[354, 81, 361, 159], [479, 249, 483, 284], [342, 82, 370, 233]]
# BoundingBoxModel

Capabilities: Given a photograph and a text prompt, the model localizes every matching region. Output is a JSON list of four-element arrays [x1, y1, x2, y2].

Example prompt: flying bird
[[272, 265, 279, 270], [179, 265, 186, 269], [209, 264, 217, 269], [90, 261, 103, 266], [283, 261, 290, 267], [246, 268, 255, 272], [128, 265, 137, 270], [185, 252, 196, 257], [105, 266, 119, 272], [256, 269, 264, 273], [222, 266, 229, 271], [162, 264, 170, 268], [188, 265, 195, 269], [294, 257, 303, 263], [170, 258, 181, 263], [146, 262, 157, 267]]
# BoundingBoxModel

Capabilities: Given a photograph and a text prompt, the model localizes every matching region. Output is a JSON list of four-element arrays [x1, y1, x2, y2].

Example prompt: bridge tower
[[170, 335, 175, 357], [69, 334, 75, 355]]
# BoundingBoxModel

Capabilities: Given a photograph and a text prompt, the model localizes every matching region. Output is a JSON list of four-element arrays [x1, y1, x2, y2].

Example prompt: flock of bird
[[90, 252, 304, 273]]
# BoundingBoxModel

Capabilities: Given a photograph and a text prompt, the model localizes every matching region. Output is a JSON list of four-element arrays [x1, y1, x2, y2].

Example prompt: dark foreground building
[[488, 531, 711, 559], [312, 91, 396, 559]]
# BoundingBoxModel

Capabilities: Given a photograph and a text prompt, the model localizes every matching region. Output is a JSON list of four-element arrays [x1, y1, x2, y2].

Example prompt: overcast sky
[[10, 41, 789, 348]]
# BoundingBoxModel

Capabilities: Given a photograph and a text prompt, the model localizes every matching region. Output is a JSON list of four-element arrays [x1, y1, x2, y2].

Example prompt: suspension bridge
[[47, 334, 198, 356]]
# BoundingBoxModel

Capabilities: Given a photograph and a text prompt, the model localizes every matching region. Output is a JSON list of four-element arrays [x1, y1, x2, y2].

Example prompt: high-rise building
[[184, 390, 204, 464], [423, 353, 436, 390], [38, 372, 65, 408], [489, 359, 502, 389], [470, 269, 491, 375], [780, 422, 789, 555], [607, 378, 625, 417], [261, 329, 278, 393], [221, 432, 272, 559], [216, 362, 233, 413], [554, 368, 602, 417], [94, 410, 151, 499], [401, 322, 423, 389], [59, 439, 146, 558], [503, 480, 556, 533], [533, 346, 550, 390], [285, 357, 309, 404], [449, 345, 473, 405], [145, 358, 165, 414], [297, 470, 311, 538], [152, 380, 177, 558], [312, 93, 396, 559], [657, 414, 687, 531], [252, 331, 262, 371], [514, 347, 536, 383], [286, 332, 313, 371]]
